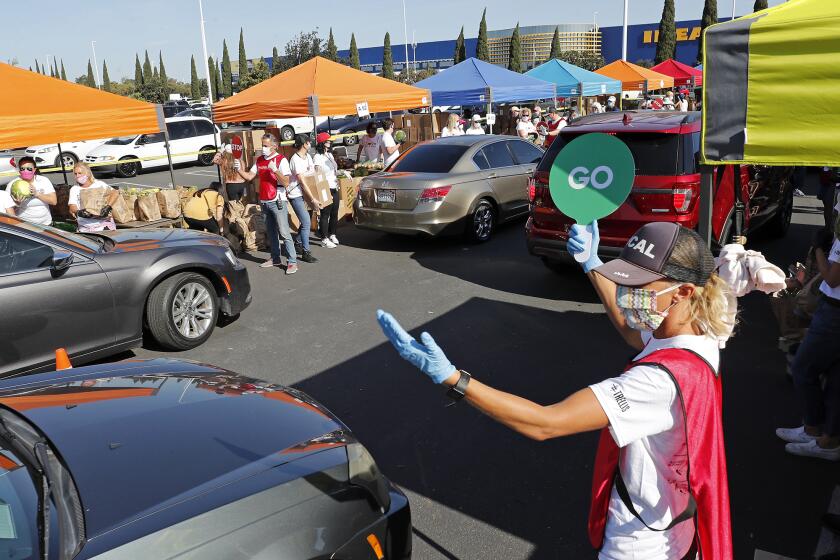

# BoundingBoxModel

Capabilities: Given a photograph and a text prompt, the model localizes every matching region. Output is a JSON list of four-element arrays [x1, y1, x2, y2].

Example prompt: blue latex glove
[[567, 220, 603, 273], [376, 310, 456, 384]]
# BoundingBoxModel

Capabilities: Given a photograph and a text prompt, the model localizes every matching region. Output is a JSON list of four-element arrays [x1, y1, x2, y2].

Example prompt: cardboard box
[[288, 206, 319, 234], [422, 127, 434, 141]]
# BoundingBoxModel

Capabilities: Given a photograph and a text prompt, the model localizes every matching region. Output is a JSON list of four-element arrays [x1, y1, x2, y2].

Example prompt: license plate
[[375, 189, 396, 203]]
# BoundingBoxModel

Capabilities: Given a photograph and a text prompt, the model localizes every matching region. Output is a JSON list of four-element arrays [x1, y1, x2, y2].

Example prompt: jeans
[[320, 189, 340, 238], [289, 196, 311, 252], [260, 199, 296, 265], [792, 298, 840, 435]]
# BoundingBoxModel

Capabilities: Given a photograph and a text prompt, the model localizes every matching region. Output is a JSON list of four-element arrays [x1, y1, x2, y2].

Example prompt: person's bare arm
[[816, 248, 840, 288], [36, 191, 57, 205], [5, 207, 15, 217], [69, 203, 80, 217], [238, 167, 256, 181], [273, 171, 290, 188], [588, 270, 644, 350]]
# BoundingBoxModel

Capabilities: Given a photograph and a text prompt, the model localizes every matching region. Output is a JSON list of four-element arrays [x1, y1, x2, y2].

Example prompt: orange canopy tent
[[212, 56, 431, 123], [0, 62, 162, 150], [595, 60, 675, 92], [650, 59, 703, 88]]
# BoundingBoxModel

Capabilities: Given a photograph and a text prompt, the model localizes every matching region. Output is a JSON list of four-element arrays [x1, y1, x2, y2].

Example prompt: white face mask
[[75, 174, 89, 185], [262, 146, 273, 157]]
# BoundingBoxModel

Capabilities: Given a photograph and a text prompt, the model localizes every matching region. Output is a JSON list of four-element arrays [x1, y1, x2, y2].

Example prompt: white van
[[85, 117, 219, 178], [25, 139, 108, 170]]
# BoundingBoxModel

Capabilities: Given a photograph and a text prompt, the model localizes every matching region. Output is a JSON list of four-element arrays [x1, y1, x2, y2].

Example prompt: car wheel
[[767, 188, 794, 238], [55, 152, 77, 170], [146, 272, 219, 351], [280, 126, 295, 142], [116, 157, 139, 178], [197, 145, 215, 166], [468, 199, 495, 243], [344, 133, 358, 146]]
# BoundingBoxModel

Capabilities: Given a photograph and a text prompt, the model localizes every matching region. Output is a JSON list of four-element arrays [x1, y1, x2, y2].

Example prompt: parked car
[[0, 215, 251, 376], [526, 111, 794, 270], [251, 116, 330, 142], [353, 135, 543, 242], [0, 153, 15, 186], [174, 107, 229, 129], [24, 138, 108, 170], [85, 117, 219, 178], [162, 99, 190, 118], [0, 358, 411, 559], [316, 113, 401, 146]]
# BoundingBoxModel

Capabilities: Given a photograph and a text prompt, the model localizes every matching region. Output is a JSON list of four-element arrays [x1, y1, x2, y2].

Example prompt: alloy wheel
[[171, 282, 214, 339], [473, 205, 493, 241]]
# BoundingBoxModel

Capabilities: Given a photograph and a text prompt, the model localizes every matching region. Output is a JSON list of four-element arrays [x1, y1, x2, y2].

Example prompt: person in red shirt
[[543, 107, 568, 149]]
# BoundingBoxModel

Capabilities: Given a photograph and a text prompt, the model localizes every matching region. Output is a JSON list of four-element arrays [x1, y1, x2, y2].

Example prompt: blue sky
[[2, 0, 783, 82]]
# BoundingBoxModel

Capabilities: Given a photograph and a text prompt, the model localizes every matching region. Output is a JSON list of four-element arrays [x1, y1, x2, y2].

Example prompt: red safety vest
[[588, 348, 733, 559], [256, 153, 286, 202], [544, 119, 566, 148]]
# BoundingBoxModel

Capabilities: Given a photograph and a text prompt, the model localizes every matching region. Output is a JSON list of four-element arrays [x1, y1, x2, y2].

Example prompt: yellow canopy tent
[[212, 56, 431, 122]]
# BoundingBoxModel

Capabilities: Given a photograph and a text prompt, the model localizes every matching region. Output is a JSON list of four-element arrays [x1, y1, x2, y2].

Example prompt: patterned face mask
[[616, 284, 683, 332]]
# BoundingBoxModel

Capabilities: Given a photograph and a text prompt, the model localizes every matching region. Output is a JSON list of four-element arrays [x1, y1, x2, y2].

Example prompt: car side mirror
[[51, 251, 74, 272], [136, 137, 145, 146]]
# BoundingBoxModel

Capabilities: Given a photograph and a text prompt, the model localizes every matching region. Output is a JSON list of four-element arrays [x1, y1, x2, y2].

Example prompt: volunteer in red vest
[[235, 133, 298, 274], [543, 107, 567, 149], [376, 221, 734, 559]]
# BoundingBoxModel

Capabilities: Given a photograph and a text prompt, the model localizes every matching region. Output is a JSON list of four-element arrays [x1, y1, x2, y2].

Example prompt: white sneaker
[[776, 425, 819, 444], [329, 235, 339, 245], [785, 440, 840, 461], [322, 238, 337, 248]]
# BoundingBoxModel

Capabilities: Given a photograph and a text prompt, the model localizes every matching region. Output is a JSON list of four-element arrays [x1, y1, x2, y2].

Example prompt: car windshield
[[1, 216, 101, 252], [388, 145, 469, 173], [104, 136, 136, 146]]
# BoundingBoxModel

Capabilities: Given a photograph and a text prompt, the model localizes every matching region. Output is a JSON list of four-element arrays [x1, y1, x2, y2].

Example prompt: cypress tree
[[238, 28, 248, 89], [207, 57, 218, 101], [655, 0, 676, 64], [476, 8, 489, 61], [102, 61, 111, 92], [382, 32, 394, 79], [753, 0, 768, 11], [159, 52, 168, 95], [135, 54, 143, 85], [143, 50, 153, 82], [326, 28, 338, 61], [53, 56, 59, 77], [60, 59, 67, 80], [190, 55, 200, 99], [697, 0, 717, 65], [271, 46, 281, 76], [454, 27, 466, 64], [349, 34, 360, 69], [221, 40, 233, 97], [35, 60, 41, 74], [86, 60, 96, 87], [49, 65, 55, 78], [508, 23, 522, 72], [549, 27, 561, 60]]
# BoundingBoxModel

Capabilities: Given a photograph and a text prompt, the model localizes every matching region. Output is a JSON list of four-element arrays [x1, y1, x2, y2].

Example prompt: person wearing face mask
[[376, 220, 735, 560], [357, 123, 383, 163], [313, 133, 341, 248], [236, 133, 298, 274], [543, 107, 567, 148], [6, 157, 56, 225], [68, 162, 119, 232], [288, 134, 322, 264], [516, 108, 537, 143], [465, 114, 486, 135]]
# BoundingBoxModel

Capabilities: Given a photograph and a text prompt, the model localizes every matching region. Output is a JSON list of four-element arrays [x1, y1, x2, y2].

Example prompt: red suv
[[526, 111, 793, 269]]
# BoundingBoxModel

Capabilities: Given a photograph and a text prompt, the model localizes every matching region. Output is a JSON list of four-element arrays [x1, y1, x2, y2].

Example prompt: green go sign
[[549, 133, 636, 225]]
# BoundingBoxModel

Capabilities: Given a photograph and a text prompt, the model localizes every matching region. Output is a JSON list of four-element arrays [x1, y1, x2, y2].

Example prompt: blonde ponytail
[[687, 272, 737, 340]]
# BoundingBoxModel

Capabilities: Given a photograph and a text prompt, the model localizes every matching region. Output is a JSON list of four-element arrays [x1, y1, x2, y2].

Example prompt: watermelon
[[9, 179, 31, 202], [394, 130, 407, 144]]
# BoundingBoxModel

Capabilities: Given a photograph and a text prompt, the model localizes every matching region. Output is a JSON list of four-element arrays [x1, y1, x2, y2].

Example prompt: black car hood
[[0, 359, 345, 539], [100, 228, 228, 253]]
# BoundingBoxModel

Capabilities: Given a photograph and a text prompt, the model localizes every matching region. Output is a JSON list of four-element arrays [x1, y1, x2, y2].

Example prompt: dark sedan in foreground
[[0, 358, 411, 559], [0, 216, 251, 376]]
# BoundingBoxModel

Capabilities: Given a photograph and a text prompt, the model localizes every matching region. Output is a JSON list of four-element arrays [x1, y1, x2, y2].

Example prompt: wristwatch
[[446, 370, 471, 402]]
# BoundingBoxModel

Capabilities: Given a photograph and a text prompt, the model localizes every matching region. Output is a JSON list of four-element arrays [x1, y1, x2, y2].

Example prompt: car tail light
[[528, 177, 536, 202], [418, 185, 451, 203], [631, 182, 699, 215], [9, 157, 15, 168], [672, 187, 694, 213], [532, 170, 555, 209]]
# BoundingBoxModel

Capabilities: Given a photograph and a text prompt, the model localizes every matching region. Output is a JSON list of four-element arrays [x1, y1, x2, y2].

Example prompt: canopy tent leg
[[698, 166, 714, 248], [209, 105, 222, 184], [56, 143, 68, 185], [162, 130, 176, 189]]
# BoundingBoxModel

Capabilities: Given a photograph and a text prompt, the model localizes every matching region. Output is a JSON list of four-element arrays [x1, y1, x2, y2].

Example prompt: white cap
[[608, 96, 616, 103], [472, 114, 482, 121], [510, 106, 520, 111]]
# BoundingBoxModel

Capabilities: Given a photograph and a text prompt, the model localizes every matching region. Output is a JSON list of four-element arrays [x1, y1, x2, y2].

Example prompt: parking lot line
[[184, 170, 218, 177]]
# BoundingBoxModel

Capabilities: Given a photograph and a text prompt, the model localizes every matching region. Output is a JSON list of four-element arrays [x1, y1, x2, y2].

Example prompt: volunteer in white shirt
[[288, 134, 322, 264], [515, 109, 537, 143], [68, 162, 119, 232], [376, 221, 735, 559], [778, 225, 840, 461], [313, 132, 341, 248], [8, 157, 56, 225], [465, 114, 486, 135], [0, 189, 16, 216], [440, 113, 464, 138], [380, 118, 400, 167], [357, 123, 383, 163]]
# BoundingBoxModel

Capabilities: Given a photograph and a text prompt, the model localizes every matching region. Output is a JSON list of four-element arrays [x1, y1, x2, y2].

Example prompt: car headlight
[[99, 156, 115, 161], [36, 148, 52, 154], [347, 442, 391, 513], [224, 248, 240, 267]]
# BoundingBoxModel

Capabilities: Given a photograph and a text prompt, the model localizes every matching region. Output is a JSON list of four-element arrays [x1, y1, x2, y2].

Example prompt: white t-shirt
[[516, 120, 536, 137], [381, 131, 399, 167], [677, 99, 689, 112], [288, 152, 314, 199], [589, 331, 720, 560], [249, 156, 292, 202], [9, 175, 54, 225], [465, 125, 486, 135], [820, 238, 840, 300], [313, 152, 339, 190], [358, 134, 383, 162], [0, 190, 16, 214], [69, 181, 116, 231], [440, 126, 464, 138]]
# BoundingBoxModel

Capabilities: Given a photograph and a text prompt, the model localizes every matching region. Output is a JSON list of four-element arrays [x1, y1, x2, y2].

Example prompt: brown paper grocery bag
[[80, 187, 110, 215], [111, 194, 134, 224], [120, 193, 138, 221], [156, 190, 182, 218], [136, 192, 162, 221]]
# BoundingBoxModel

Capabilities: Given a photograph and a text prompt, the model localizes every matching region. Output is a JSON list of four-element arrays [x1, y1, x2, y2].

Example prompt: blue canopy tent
[[415, 58, 556, 107], [526, 59, 621, 97]]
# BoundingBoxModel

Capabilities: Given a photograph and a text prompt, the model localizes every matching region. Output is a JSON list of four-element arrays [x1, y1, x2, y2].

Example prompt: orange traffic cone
[[55, 348, 72, 370]]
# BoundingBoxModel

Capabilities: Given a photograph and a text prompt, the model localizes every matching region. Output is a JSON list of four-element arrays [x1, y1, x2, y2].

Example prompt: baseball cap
[[593, 222, 715, 287], [316, 132, 331, 144], [471, 114, 482, 122]]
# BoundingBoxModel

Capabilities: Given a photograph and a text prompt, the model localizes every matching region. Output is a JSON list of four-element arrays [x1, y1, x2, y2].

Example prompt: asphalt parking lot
[[55, 160, 837, 558]]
